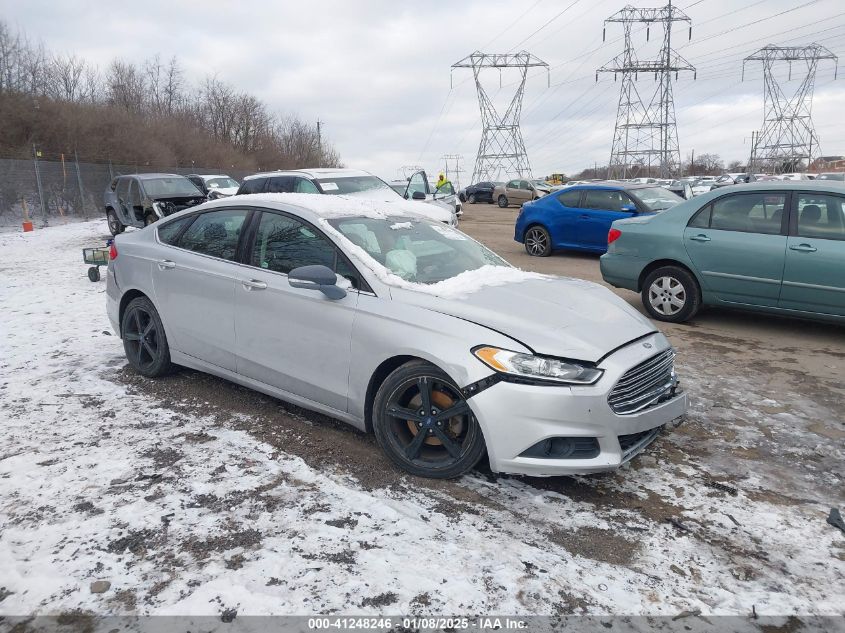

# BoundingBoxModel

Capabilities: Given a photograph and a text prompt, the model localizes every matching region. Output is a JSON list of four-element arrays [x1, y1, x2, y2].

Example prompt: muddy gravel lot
[[0, 217, 843, 622]]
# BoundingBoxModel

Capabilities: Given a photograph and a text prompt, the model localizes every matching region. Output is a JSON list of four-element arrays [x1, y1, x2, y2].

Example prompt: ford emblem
[[643, 342, 653, 349]]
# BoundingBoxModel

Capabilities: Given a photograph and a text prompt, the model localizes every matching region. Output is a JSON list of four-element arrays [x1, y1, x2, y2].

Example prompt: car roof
[[243, 168, 372, 181], [562, 181, 655, 191], [200, 192, 431, 222], [193, 174, 232, 179], [124, 173, 187, 180]]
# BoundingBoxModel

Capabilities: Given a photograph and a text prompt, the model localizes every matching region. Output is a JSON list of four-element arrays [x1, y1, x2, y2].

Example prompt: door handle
[[242, 279, 267, 290], [689, 234, 711, 242], [789, 243, 817, 253], [157, 259, 175, 270], [579, 214, 590, 219]]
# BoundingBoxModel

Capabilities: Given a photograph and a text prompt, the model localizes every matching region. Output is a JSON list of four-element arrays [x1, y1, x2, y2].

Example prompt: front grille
[[608, 348, 677, 415]]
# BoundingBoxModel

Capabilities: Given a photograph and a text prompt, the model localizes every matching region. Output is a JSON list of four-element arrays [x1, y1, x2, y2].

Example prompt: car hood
[[393, 277, 656, 363]]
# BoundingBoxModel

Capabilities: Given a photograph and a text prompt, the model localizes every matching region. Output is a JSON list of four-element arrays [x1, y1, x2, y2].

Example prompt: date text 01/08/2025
[[307, 617, 529, 630]]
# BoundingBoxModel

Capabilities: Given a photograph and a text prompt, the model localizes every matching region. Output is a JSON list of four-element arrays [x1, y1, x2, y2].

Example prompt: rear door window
[[157, 216, 195, 245], [557, 190, 581, 207], [266, 176, 296, 193], [292, 177, 320, 194], [795, 193, 845, 241], [176, 208, 248, 261], [116, 177, 130, 202], [239, 178, 266, 195], [710, 192, 785, 234]]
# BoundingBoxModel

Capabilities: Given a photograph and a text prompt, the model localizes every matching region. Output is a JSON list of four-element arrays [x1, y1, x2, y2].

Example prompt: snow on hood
[[393, 278, 657, 362]]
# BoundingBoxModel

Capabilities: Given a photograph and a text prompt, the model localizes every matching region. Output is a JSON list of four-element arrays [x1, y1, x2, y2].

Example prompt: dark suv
[[104, 174, 206, 235]]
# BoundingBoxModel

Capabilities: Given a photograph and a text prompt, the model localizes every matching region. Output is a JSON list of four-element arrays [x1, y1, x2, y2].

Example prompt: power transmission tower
[[441, 153, 465, 189], [744, 44, 838, 174], [597, 1, 695, 179], [452, 52, 548, 184]]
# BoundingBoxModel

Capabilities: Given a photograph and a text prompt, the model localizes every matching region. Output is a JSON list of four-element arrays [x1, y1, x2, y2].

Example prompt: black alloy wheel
[[373, 361, 486, 479], [121, 297, 172, 377], [524, 225, 552, 257]]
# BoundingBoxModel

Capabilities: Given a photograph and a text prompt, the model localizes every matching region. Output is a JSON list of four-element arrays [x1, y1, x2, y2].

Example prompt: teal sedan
[[600, 182, 845, 323]]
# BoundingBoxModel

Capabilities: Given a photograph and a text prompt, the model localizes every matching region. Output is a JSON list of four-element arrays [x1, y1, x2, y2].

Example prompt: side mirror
[[288, 264, 347, 300], [411, 191, 426, 201]]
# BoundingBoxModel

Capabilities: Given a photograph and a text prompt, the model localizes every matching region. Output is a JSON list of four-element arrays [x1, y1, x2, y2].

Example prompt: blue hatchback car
[[514, 182, 684, 256]]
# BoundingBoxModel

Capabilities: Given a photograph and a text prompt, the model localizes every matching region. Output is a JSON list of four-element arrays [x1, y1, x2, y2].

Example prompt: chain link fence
[[0, 157, 255, 226]]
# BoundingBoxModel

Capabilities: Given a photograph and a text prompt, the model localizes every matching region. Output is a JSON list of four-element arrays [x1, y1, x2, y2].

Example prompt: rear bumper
[[467, 333, 688, 477], [599, 253, 642, 292]]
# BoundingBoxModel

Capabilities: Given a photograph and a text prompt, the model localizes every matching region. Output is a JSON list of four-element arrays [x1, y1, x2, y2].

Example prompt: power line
[[507, 0, 583, 53]]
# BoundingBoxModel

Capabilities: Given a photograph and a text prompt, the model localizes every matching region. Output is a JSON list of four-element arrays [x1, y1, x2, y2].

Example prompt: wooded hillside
[[0, 20, 340, 170]]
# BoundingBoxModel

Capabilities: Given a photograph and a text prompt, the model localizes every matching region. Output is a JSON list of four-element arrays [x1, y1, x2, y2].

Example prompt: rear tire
[[144, 213, 157, 227], [641, 266, 701, 323], [497, 195, 508, 208], [121, 296, 172, 377], [106, 209, 124, 236], [469, 193, 477, 204], [373, 360, 486, 479], [524, 225, 552, 257]]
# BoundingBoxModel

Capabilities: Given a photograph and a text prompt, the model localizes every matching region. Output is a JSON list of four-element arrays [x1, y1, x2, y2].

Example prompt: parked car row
[[104, 168, 458, 235], [513, 180, 845, 324]]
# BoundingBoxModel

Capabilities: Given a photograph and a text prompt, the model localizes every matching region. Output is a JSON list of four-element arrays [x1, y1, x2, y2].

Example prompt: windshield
[[316, 176, 393, 195], [142, 177, 202, 198], [327, 216, 509, 284], [206, 177, 239, 189], [631, 186, 683, 211]]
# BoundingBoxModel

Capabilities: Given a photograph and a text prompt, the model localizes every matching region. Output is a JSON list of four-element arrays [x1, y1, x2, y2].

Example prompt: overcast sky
[[2, 0, 843, 183]]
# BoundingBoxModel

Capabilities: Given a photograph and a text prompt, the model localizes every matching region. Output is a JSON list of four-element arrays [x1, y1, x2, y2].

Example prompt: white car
[[690, 176, 717, 196], [388, 169, 462, 218], [186, 174, 240, 199], [235, 168, 457, 226]]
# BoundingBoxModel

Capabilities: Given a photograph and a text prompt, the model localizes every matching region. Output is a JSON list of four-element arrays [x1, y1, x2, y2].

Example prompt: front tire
[[497, 195, 508, 208], [121, 297, 172, 377], [106, 209, 124, 236], [524, 225, 552, 257], [468, 193, 477, 204], [641, 266, 701, 323], [373, 361, 486, 479]]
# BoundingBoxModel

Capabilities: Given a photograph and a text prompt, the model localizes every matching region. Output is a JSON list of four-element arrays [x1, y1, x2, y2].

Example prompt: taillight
[[109, 242, 118, 260], [608, 228, 622, 244]]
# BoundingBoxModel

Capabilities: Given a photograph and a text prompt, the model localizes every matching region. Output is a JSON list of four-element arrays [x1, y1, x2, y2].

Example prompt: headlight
[[473, 346, 603, 385]]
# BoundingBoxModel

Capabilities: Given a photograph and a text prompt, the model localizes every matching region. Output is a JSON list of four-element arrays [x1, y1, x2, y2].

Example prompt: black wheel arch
[[522, 221, 549, 242]]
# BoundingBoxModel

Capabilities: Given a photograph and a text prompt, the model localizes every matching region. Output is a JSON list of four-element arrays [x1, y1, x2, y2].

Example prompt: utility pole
[[743, 44, 837, 174], [441, 153, 465, 189], [452, 51, 549, 183], [316, 119, 323, 167], [597, 3, 695, 179]]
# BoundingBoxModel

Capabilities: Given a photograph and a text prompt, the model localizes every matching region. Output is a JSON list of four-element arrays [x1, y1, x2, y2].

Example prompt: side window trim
[[240, 208, 373, 294], [687, 203, 712, 228], [156, 214, 197, 246]]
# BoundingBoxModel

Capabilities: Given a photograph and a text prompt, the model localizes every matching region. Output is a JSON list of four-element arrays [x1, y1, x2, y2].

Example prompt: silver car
[[106, 193, 687, 478]]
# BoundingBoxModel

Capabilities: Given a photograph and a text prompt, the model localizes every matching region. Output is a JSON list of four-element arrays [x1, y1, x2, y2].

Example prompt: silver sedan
[[106, 193, 687, 478]]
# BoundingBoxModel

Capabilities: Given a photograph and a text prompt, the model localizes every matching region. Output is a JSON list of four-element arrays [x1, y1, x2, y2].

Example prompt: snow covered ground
[[0, 220, 843, 621]]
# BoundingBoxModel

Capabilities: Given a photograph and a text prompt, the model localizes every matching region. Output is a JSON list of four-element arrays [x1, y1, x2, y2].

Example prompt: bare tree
[[45, 53, 87, 101]]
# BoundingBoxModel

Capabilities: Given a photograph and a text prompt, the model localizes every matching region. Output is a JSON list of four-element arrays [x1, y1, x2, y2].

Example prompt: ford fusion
[[106, 193, 687, 478]]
